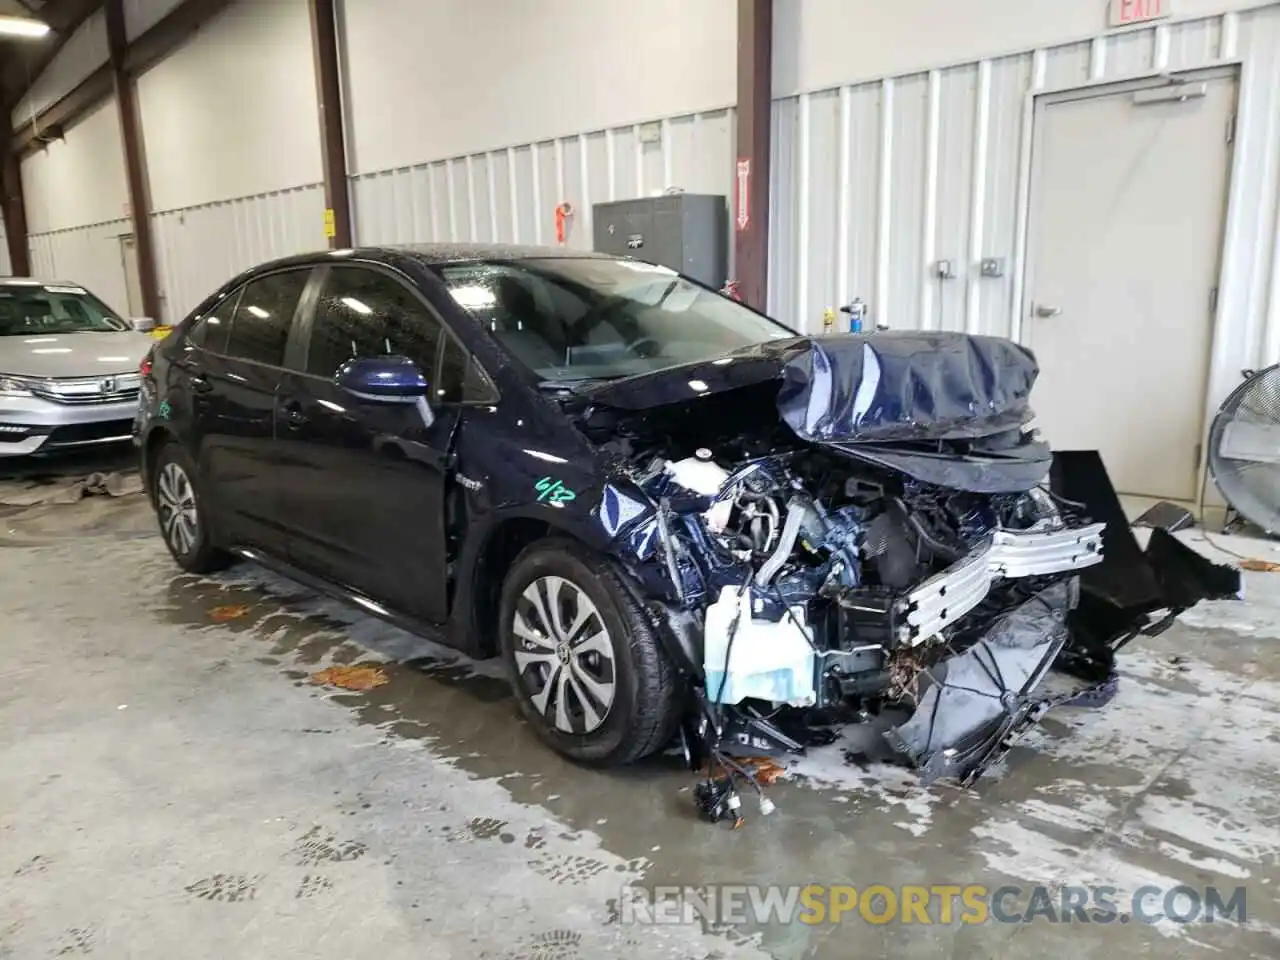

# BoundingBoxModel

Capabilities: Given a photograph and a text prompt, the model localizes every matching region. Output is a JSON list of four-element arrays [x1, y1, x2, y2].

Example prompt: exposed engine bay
[[572, 333, 1241, 821], [607, 421, 1105, 783]]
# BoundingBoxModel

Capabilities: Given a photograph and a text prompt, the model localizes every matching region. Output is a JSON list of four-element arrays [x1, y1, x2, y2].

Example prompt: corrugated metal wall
[[346, 7, 1280, 426], [27, 220, 133, 315], [22, 186, 326, 325], [769, 6, 1280, 423], [15, 5, 1272, 434], [349, 108, 736, 260], [150, 184, 326, 323]]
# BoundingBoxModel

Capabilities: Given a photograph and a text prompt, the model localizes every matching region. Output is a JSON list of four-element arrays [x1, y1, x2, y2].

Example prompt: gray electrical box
[[592, 194, 728, 289]]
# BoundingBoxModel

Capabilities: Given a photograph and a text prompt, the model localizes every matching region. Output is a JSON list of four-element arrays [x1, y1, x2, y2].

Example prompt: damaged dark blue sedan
[[135, 244, 1239, 804]]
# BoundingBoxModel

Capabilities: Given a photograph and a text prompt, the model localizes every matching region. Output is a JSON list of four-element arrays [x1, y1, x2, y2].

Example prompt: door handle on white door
[[1034, 304, 1063, 318]]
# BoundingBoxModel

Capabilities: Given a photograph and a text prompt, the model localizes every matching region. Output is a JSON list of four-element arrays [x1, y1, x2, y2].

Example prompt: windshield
[[0, 285, 128, 336], [433, 258, 794, 382]]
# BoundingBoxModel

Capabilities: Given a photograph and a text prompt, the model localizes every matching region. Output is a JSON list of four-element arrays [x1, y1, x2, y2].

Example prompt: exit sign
[[1110, 0, 1172, 27]]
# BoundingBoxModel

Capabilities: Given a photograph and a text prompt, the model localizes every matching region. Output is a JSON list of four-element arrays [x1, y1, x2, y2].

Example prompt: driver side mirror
[[336, 356, 435, 428], [336, 356, 430, 403], [131, 316, 156, 333]]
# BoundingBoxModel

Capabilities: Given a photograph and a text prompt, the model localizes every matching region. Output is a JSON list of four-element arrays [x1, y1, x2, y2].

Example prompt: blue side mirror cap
[[335, 356, 430, 401]]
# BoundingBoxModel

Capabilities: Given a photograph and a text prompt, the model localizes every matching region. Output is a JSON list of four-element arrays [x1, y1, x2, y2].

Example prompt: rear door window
[[223, 270, 309, 367]]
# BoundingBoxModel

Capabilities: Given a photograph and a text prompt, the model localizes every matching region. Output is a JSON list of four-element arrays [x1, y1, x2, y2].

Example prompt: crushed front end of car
[[568, 332, 1241, 812]]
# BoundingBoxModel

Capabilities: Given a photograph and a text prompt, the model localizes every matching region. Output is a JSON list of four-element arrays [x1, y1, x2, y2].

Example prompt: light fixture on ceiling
[[0, 15, 52, 38]]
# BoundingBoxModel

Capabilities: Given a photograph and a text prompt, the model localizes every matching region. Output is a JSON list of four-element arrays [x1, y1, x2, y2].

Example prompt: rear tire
[[499, 538, 680, 765], [151, 442, 231, 574]]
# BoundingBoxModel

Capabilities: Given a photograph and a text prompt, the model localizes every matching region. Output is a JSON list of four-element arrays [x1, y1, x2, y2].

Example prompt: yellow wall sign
[[323, 208, 337, 239]]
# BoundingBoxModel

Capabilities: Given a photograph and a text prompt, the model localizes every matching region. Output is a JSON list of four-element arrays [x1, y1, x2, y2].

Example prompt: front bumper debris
[[886, 453, 1244, 787], [1049, 449, 1245, 681], [678, 447, 1244, 828], [888, 580, 1073, 785], [904, 523, 1105, 644]]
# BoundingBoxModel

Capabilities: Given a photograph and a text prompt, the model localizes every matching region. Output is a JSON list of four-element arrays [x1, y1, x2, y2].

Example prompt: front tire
[[499, 538, 680, 765], [151, 442, 230, 574]]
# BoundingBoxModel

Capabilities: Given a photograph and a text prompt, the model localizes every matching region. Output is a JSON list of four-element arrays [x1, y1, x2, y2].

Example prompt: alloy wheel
[[157, 462, 200, 557], [512, 575, 616, 734]]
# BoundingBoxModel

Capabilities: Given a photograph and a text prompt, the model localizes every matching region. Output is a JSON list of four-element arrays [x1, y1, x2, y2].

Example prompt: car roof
[[395, 242, 610, 264], [0, 277, 86, 288], [240, 242, 613, 278]]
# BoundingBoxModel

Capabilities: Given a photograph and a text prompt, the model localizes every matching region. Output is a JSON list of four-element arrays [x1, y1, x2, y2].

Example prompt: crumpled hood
[[582, 331, 1039, 444], [776, 332, 1039, 443]]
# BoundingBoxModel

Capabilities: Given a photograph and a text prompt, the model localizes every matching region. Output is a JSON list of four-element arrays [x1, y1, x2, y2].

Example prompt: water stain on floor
[[148, 532, 1280, 959]]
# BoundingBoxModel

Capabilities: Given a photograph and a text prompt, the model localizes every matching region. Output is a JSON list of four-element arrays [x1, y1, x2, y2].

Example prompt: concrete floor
[[2, 491, 1279, 959]]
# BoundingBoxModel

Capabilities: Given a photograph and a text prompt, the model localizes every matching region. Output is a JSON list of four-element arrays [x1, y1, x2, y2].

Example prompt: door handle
[[1034, 303, 1063, 318], [190, 375, 213, 394]]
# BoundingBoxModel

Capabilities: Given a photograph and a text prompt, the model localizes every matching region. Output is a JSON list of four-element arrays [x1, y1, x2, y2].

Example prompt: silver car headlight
[[0, 375, 33, 398]]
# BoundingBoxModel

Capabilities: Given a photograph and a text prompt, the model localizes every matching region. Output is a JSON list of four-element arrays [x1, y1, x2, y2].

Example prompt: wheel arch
[[141, 425, 177, 495], [459, 516, 553, 658], [458, 512, 615, 658]]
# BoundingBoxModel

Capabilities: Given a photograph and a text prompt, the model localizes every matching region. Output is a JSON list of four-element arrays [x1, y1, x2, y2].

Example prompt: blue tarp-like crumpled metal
[[775, 332, 1051, 493], [776, 332, 1040, 443], [885, 580, 1073, 785]]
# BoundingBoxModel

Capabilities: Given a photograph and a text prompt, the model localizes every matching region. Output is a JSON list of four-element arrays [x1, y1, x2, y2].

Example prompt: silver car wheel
[[512, 575, 616, 735], [157, 462, 200, 557]]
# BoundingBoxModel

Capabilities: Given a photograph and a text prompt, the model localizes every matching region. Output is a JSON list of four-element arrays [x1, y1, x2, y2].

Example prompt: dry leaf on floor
[[208, 604, 252, 622], [739, 756, 787, 786], [1240, 559, 1280, 573], [702, 756, 786, 786], [310, 665, 388, 691]]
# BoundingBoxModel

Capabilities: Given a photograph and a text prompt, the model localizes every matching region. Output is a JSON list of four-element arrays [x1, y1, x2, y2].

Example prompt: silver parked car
[[0, 278, 154, 457]]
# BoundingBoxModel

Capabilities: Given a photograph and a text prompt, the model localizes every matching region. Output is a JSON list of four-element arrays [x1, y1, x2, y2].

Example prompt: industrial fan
[[1206, 363, 1280, 537]]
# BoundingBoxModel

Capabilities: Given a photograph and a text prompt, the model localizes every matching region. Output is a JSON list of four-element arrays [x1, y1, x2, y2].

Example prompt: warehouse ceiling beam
[[122, 0, 232, 77], [1, 146, 31, 275], [0, 0, 103, 120], [32, 0, 98, 34], [734, 0, 773, 312], [10, 0, 234, 157], [308, 0, 351, 249], [105, 0, 159, 321], [0, 1, 105, 277]]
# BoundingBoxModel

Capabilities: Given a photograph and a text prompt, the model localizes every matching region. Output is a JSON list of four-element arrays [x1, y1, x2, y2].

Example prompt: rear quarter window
[[186, 292, 238, 354]]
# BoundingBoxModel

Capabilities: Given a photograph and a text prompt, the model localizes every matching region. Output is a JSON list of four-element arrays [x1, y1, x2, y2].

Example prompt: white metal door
[[119, 235, 144, 318], [1023, 71, 1236, 501]]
